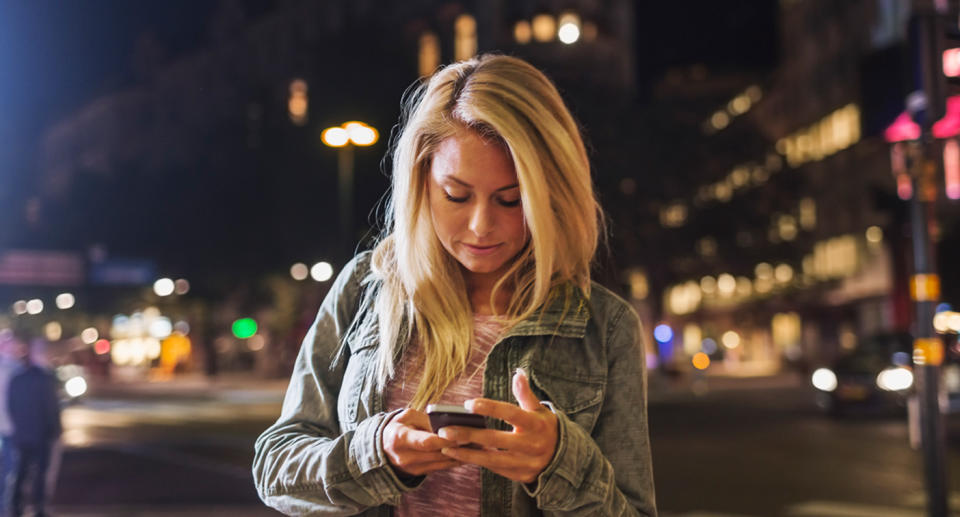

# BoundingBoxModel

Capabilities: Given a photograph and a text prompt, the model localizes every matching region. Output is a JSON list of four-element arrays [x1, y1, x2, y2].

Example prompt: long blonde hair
[[367, 54, 603, 409]]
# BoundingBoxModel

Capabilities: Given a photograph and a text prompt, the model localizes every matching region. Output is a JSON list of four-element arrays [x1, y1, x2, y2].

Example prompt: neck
[[466, 272, 512, 315]]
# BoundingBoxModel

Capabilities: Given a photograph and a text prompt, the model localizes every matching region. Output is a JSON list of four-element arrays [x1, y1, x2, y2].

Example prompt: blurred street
[[37, 373, 960, 517]]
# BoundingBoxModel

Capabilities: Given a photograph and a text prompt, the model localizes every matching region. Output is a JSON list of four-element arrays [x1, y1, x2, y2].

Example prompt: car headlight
[[812, 368, 838, 392], [876, 367, 913, 391]]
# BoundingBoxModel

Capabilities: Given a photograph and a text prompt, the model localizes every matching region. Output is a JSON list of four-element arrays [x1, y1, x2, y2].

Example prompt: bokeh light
[[232, 318, 258, 339], [153, 278, 175, 297], [55, 293, 75, 310], [26, 299, 43, 315], [290, 262, 309, 281], [311, 261, 334, 282], [653, 324, 673, 344], [81, 327, 99, 344]]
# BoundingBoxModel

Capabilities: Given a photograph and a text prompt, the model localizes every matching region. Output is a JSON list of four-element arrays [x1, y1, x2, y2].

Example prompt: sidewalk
[[85, 372, 290, 402], [647, 369, 806, 403]]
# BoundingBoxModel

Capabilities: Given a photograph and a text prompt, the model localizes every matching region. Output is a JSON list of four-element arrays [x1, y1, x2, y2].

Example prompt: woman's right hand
[[383, 408, 460, 477]]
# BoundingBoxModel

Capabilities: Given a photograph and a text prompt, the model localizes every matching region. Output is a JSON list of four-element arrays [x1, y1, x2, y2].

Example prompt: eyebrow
[[443, 175, 519, 192]]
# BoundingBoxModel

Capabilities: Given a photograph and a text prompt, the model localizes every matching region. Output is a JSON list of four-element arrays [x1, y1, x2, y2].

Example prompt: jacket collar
[[501, 284, 590, 340]]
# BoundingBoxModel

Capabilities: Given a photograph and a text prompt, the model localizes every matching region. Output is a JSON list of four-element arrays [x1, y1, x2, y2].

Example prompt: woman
[[253, 54, 657, 516]]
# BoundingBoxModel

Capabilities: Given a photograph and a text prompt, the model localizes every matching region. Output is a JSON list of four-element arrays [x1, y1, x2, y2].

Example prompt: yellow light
[[745, 85, 762, 102], [692, 352, 711, 370], [774, 263, 794, 284], [722, 331, 740, 349], [717, 274, 736, 296], [736, 276, 752, 297], [866, 225, 883, 244], [419, 31, 440, 77], [700, 276, 717, 295], [711, 111, 730, 130], [683, 324, 702, 355], [345, 121, 378, 146], [532, 14, 556, 42], [755, 262, 773, 280], [732, 95, 751, 114], [44, 321, 62, 341], [454, 14, 477, 61], [322, 127, 349, 147], [514, 21, 532, 44]]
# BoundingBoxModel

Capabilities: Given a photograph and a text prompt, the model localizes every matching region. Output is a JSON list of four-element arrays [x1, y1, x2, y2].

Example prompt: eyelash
[[444, 192, 520, 207]]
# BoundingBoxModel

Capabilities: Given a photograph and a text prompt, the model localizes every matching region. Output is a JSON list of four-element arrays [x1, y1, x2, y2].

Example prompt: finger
[[512, 368, 543, 412], [438, 427, 517, 450], [465, 398, 540, 429], [399, 426, 455, 451], [440, 445, 533, 471], [394, 408, 433, 431], [408, 459, 463, 476]]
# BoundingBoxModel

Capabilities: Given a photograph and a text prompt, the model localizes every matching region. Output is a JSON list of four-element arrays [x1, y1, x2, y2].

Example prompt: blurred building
[[644, 0, 926, 376], [29, 0, 638, 377]]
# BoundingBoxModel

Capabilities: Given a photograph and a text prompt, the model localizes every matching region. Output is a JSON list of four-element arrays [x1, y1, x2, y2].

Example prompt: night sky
[[0, 0, 778, 286]]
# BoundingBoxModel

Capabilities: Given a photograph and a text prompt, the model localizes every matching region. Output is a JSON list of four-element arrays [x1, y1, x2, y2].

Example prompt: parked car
[[811, 333, 914, 416]]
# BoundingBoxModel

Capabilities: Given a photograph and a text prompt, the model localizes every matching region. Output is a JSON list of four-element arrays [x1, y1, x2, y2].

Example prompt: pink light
[[945, 140, 960, 199], [933, 96, 960, 139], [945, 48, 960, 77], [897, 173, 913, 200], [885, 112, 921, 143]]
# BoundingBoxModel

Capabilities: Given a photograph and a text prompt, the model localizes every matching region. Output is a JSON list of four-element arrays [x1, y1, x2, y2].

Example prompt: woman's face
[[427, 130, 528, 288]]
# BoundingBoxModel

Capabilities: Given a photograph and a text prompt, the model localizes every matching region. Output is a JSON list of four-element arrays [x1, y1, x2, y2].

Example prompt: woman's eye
[[498, 197, 521, 207], [444, 192, 469, 203]]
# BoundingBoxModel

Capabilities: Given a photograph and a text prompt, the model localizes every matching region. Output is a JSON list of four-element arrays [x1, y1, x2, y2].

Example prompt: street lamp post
[[321, 121, 379, 259]]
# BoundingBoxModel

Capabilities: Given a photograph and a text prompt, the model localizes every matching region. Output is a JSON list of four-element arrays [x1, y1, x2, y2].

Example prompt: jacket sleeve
[[525, 305, 657, 516], [252, 253, 416, 515]]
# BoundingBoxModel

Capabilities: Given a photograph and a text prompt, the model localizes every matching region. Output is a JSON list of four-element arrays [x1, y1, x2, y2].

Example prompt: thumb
[[512, 368, 542, 412]]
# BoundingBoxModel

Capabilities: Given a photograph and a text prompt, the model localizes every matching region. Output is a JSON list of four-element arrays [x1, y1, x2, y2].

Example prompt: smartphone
[[426, 403, 485, 432]]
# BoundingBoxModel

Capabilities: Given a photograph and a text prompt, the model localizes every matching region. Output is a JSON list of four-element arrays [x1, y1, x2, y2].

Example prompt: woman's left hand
[[438, 369, 558, 484]]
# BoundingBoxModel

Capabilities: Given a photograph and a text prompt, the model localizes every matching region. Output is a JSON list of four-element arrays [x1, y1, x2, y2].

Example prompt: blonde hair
[[367, 54, 603, 409]]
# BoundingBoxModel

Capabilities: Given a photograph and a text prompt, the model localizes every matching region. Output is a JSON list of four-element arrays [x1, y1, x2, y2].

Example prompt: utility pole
[[910, 3, 949, 516]]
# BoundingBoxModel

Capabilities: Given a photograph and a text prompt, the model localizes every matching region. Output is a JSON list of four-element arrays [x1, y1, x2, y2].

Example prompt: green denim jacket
[[253, 252, 657, 516]]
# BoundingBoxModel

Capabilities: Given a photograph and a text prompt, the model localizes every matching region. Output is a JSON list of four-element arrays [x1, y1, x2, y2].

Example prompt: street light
[[321, 121, 379, 257]]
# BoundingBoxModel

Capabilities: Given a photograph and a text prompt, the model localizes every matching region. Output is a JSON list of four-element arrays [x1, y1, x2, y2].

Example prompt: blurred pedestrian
[[7, 333, 61, 517], [254, 54, 656, 515], [0, 330, 26, 517]]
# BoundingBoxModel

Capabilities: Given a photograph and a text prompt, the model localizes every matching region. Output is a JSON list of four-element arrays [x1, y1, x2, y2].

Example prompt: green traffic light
[[232, 318, 258, 339]]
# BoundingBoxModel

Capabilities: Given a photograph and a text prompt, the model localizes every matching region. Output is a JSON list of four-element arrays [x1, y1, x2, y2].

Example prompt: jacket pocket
[[529, 368, 604, 432]]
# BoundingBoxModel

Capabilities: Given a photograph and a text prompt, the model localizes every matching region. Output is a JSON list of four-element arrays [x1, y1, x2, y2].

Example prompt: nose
[[468, 201, 495, 238]]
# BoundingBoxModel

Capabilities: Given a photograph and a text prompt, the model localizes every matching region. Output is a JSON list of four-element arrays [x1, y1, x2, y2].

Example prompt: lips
[[462, 243, 502, 255]]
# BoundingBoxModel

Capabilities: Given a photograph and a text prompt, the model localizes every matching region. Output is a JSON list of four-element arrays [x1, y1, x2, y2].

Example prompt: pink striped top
[[384, 314, 504, 517]]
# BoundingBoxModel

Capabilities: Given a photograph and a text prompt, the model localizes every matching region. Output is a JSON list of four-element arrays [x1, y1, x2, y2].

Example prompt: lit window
[[454, 14, 477, 61], [419, 31, 440, 77]]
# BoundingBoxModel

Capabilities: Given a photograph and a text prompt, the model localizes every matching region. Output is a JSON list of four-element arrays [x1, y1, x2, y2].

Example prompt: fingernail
[[438, 429, 451, 439], [441, 448, 452, 455], [515, 367, 527, 378], [464, 399, 476, 411]]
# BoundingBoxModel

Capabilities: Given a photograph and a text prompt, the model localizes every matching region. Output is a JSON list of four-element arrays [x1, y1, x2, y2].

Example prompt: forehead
[[430, 130, 516, 186]]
